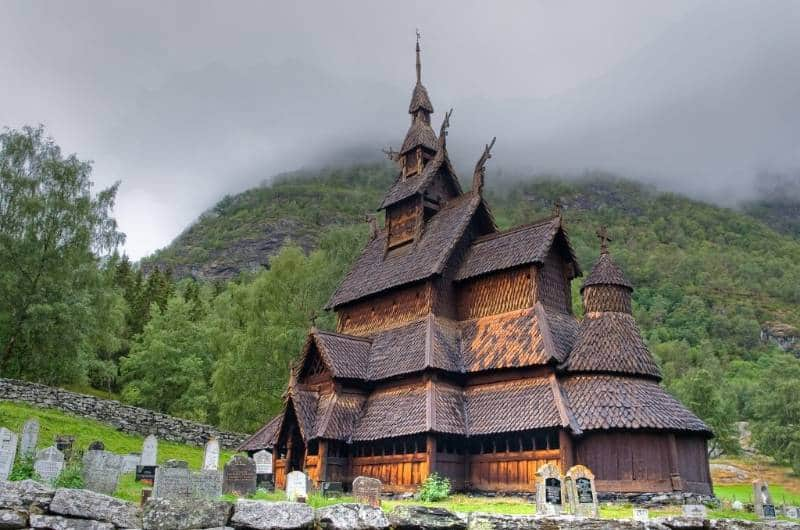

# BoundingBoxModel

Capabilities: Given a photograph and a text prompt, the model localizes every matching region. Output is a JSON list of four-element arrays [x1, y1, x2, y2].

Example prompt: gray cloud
[[1, 0, 798, 258]]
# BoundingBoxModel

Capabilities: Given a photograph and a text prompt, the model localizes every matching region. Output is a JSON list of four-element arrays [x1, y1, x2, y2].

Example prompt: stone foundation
[[2, 481, 799, 530], [0, 378, 246, 448]]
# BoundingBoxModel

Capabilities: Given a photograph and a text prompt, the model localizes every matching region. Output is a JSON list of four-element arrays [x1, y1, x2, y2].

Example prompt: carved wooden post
[[667, 433, 683, 491], [318, 439, 328, 484], [426, 434, 437, 481], [559, 430, 575, 472]]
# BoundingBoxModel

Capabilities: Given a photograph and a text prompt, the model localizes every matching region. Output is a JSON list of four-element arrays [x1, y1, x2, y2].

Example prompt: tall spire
[[416, 29, 422, 84], [596, 226, 611, 255]]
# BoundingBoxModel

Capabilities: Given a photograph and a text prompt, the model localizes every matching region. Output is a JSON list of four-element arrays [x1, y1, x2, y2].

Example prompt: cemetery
[[3, 399, 800, 528]]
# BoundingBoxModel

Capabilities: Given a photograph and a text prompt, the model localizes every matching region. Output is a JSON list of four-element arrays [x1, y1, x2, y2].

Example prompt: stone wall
[[0, 378, 247, 448], [2, 481, 799, 530]]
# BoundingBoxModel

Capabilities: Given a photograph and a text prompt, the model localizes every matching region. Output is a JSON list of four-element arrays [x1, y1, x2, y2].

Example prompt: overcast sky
[[2, 1, 799, 259]]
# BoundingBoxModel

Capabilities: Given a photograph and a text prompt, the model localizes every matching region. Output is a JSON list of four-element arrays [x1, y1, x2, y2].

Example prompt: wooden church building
[[239, 39, 713, 495]]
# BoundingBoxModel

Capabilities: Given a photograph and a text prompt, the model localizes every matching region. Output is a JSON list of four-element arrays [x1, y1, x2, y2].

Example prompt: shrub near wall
[[0, 378, 246, 448]]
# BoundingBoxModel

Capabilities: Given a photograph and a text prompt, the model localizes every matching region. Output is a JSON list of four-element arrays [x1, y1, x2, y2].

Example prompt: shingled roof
[[238, 414, 282, 451], [327, 193, 481, 308], [379, 146, 462, 209], [400, 116, 438, 154], [409, 83, 434, 114], [466, 378, 566, 435], [313, 392, 367, 440], [306, 330, 371, 380], [561, 375, 711, 435], [563, 312, 662, 380], [461, 304, 578, 372], [455, 216, 580, 281], [581, 252, 632, 291]]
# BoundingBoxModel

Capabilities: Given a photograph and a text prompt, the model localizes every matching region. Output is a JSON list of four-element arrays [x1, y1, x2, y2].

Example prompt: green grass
[[715, 483, 800, 506]]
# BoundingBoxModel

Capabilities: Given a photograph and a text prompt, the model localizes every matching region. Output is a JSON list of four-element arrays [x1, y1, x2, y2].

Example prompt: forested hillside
[[141, 163, 800, 469], [3, 127, 799, 475]]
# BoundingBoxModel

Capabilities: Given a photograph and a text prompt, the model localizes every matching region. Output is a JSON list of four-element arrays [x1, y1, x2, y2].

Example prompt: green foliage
[[417, 472, 451, 502], [9, 454, 37, 481], [0, 125, 124, 384], [53, 463, 84, 489]]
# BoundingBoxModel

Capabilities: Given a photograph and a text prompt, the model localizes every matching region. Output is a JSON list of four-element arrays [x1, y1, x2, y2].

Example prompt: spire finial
[[415, 29, 422, 84], [596, 226, 612, 254], [472, 137, 496, 195]]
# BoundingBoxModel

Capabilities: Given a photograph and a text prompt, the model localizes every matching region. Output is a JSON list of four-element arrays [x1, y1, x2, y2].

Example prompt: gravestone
[[682, 504, 708, 518], [192, 469, 223, 499], [88, 440, 105, 451], [565, 465, 598, 517], [82, 450, 124, 495], [286, 470, 310, 502], [153, 460, 192, 499], [535, 463, 564, 515], [223, 455, 257, 496], [203, 437, 220, 470], [55, 435, 75, 455], [784, 506, 800, 519], [20, 418, 40, 457], [353, 476, 382, 508], [122, 453, 140, 473], [140, 435, 158, 466], [34, 446, 64, 484], [0, 427, 18, 480], [253, 450, 273, 488], [753, 480, 776, 519], [136, 435, 159, 483], [633, 508, 649, 522]]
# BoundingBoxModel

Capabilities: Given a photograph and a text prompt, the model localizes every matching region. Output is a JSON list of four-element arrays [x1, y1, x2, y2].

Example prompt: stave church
[[239, 38, 713, 495]]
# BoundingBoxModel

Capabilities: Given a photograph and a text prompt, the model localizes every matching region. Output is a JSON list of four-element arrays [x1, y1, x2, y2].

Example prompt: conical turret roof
[[581, 252, 633, 292]]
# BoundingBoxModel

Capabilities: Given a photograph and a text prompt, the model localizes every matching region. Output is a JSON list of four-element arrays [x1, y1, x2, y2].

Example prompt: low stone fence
[[0, 378, 247, 448], [2, 481, 799, 530]]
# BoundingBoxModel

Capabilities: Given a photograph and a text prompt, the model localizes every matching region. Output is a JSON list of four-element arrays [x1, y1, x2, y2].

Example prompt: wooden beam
[[667, 433, 684, 491], [559, 430, 574, 472], [427, 435, 437, 477], [318, 439, 328, 483]]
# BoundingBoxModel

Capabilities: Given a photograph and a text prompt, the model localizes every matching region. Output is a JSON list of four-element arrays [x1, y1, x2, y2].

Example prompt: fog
[[1, 1, 798, 259]]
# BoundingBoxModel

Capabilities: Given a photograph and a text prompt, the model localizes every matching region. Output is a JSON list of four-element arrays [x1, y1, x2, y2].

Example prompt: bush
[[417, 472, 451, 502], [9, 455, 38, 481], [54, 463, 84, 489]]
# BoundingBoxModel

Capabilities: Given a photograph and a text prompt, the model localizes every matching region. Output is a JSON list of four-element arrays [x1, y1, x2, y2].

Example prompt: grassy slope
[[0, 401, 234, 501]]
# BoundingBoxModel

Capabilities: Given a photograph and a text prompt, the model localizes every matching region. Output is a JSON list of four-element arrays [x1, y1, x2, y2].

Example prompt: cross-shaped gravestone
[[535, 463, 564, 516], [34, 446, 64, 484], [0, 427, 18, 480], [203, 437, 220, 471], [20, 418, 40, 458], [566, 465, 598, 517]]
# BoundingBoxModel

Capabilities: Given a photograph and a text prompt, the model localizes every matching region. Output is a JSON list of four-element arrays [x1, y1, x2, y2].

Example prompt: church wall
[[455, 265, 535, 320], [575, 431, 678, 493], [386, 197, 421, 249], [676, 435, 713, 495], [349, 434, 429, 492], [537, 248, 571, 313], [336, 281, 433, 336]]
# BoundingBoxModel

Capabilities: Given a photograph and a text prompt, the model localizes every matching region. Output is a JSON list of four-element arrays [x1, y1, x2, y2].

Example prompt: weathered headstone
[[352, 476, 382, 507], [223, 455, 257, 496], [20, 418, 40, 457], [140, 434, 158, 466], [122, 453, 140, 473], [0, 427, 18, 480], [286, 470, 310, 502], [565, 465, 598, 517], [535, 463, 564, 515], [784, 506, 800, 519], [203, 437, 220, 470], [153, 460, 192, 499], [753, 480, 776, 519], [136, 434, 159, 483], [633, 508, 649, 522], [88, 440, 105, 451], [54, 435, 75, 455], [253, 449, 273, 488], [192, 469, 223, 499], [34, 446, 65, 484], [682, 504, 708, 518], [82, 450, 124, 495]]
